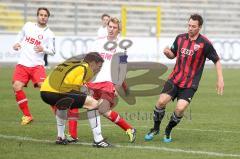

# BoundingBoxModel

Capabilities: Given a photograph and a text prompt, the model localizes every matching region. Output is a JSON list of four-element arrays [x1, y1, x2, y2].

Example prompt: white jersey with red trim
[[15, 22, 55, 67], [89, 36, 127, 85]]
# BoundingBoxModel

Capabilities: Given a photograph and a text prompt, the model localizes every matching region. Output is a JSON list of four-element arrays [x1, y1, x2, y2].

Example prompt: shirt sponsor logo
[[100, 52, 113, 60], [180, 48, 194, 56], [25, 36, 41, 46]]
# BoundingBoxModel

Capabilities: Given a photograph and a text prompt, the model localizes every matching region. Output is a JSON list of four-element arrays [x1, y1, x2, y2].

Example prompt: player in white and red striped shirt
[[12, 7, 55, 125]]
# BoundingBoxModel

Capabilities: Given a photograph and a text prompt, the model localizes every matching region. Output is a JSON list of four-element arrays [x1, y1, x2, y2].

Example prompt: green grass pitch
[[0, 66, 240, 159]]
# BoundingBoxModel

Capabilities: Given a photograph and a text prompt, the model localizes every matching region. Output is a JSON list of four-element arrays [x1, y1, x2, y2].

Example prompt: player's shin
[[68, 108, 79, 139], [165, 112, 182, 138], [15, 90, 31, 116], [87, 109, 104, 142], [144, 106, 165, 141], [107, 110, 132, 131], [56, 109, 67, 139], [153, 106, 165, 130]]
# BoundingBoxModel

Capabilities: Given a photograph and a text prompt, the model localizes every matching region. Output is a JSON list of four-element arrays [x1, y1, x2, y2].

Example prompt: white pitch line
[[117, 145, 240, 158], [1, 121, 240, 134], [0, 134, 240, 158]]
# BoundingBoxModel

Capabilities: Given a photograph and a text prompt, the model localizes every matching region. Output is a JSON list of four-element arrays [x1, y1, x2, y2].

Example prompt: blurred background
[[0, 2, 240, 158], [0, 0, 240, 64]]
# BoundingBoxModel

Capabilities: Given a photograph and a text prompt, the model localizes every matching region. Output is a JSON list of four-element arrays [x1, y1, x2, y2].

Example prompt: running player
[[12, 7, 55, 125], [144, 14, 224, 142]]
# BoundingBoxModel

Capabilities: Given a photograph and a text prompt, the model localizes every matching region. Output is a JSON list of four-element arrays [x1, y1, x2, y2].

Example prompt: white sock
[[55, 109, 67, 139], [87, 109, 103, 142]]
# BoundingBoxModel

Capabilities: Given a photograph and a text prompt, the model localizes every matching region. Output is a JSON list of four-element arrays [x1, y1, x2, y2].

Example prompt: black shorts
[[40, 91, 87, 109], [161, 80, 196, 103]]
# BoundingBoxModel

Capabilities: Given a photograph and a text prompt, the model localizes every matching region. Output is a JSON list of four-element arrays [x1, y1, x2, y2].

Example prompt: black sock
[[153, 106, 165, 130], [165, 112, 182, 138]]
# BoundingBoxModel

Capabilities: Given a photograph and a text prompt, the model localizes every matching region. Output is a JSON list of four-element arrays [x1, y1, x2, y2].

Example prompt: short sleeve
[[170, 36, 178, 56], [205, 42, 219, 63]]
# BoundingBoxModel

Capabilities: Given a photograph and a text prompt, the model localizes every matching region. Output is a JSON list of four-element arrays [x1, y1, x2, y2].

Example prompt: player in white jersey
[[86, 17, 136, 143], [66, 14, 111, 142], [97, 14, 110, 38], [66, 15, 129, 144], [12, 7, 55, 125]]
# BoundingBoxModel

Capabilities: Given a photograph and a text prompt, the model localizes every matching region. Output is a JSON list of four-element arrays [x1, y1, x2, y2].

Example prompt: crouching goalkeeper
[[40, 52, 112, 147]]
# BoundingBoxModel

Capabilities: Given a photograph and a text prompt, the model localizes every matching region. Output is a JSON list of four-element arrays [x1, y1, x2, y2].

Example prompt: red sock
[[15, 90, 31, 116], [108, 111, 132, 131], [68, 108, 79, 139]]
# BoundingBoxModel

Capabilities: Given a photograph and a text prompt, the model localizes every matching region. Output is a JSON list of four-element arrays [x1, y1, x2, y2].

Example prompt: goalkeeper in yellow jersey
[[40, 52, 112, 147]]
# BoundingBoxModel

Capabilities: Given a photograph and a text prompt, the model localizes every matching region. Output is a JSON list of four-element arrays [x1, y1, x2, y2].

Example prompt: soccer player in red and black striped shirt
[[144, 14, 224, 142]]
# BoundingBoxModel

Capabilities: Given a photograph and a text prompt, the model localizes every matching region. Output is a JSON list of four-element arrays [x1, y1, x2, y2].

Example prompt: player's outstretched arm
[[215, 60, 224, 95], [163, 47, 175, 59]]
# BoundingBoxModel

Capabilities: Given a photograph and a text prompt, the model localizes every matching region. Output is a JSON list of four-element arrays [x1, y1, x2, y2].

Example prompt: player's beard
[[188, 31, 197, 39], [188, 28, 200, 39]]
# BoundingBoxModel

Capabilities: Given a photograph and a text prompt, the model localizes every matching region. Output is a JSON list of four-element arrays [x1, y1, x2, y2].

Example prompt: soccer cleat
[[126, 128, 136, 143], [163, 135, 172, 143], [144, 128, 159, 141], [66, 134, 79, 143], [21, 115, 33, 125], [93, 139, 113, 148], [55, 137, 68, 145]]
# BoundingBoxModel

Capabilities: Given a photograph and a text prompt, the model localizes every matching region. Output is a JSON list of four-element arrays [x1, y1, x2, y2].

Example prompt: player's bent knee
[[156, 98, 168, 108], [156, 99, 165, 107], [175, 99, 189, 113], [156, 94, 171, 107], [12, 81, 24, 91], [84, 96, 98, 110], [97, 99, 111, 115]]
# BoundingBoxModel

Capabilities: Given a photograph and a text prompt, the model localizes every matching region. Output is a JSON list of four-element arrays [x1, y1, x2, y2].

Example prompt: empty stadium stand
[[0, 2, 24, 33], [0, 0, 239, 38]]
